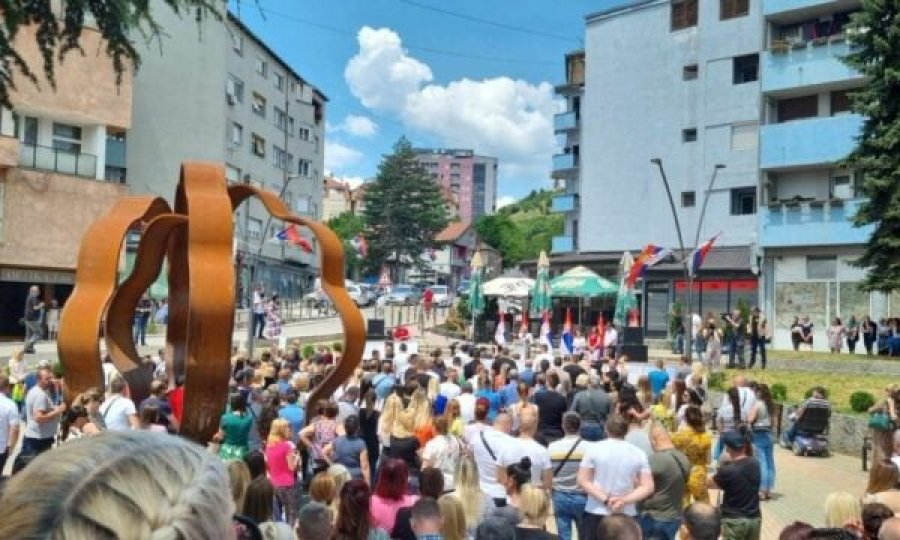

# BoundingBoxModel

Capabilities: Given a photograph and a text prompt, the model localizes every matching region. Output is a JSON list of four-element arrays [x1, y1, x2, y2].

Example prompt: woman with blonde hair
[[824, 491, 862, 530], [864, 460, 900, 513], [0, 430, 234, 539], [438, 495, 467, 540], [443, 398, 464, 437], [869, 384, 899, 459], [406, 388, 435, 446], [516, 485, 557, 539], [266, 418, 300, 525], [226, 459, 252, 514], [379, 393, 404, 464], [452, 455, 495, 537]]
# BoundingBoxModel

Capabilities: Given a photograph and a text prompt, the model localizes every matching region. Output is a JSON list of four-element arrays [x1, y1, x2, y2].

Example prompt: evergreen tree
[[844, 1, 900, 291], [363, 137, 449, 281]]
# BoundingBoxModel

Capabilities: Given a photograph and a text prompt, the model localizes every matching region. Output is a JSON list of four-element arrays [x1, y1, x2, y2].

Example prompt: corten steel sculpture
[[58, 162, 365, 444]]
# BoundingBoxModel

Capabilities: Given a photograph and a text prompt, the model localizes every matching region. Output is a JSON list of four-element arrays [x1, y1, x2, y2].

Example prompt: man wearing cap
[[709, 430, 761, 540], [748, 307, 768, 370]]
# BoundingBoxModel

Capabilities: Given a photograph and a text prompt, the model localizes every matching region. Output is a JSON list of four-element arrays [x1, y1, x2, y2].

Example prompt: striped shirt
[[548, 435, 589, 492]]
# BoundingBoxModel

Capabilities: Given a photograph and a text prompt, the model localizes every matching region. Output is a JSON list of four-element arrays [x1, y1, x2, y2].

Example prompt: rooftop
[[586, 0, 662, 23], [436, 220, 472, 242]]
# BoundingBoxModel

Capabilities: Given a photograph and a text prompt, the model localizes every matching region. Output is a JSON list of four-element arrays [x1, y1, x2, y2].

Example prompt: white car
[[429, 285, 452, 307], [347, 284, 371, 307]]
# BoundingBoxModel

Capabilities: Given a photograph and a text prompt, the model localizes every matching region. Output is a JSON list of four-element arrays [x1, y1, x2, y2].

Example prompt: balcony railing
[[551, 235, 575, 253], [554, 111, 579, 132], [551, 193, 579, 213], [761, 198, 874, 247], [19, 143, 97, 178], [763, 39, 861, 94], [552, 152, 579, 172], [760, 114, 863, 170]]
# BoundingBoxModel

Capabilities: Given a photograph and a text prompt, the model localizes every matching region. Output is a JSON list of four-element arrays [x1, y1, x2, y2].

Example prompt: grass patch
[[712, 368, 893, 414], [768, 350, 896, 363]]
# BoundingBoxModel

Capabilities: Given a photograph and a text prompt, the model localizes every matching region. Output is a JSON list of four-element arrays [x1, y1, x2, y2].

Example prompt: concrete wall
[[581, 0, 762, 253], [0, 168, 124, 269]]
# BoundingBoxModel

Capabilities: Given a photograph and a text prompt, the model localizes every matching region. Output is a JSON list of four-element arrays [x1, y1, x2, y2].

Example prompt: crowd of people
[[1, 337, 900, 540]]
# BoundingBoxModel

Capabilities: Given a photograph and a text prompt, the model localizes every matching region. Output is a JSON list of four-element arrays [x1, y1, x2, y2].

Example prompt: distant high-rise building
[[412, 148, 498, 221]]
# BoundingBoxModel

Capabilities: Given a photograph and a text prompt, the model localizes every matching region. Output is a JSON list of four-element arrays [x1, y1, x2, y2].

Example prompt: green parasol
[[550, 265, 617, 297], [467, 251, 485, 316], [530, 251, 552, 316], [614, 251, 637, 326]]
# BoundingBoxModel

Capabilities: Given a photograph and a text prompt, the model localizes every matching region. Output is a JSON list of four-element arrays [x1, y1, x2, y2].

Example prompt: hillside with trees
[[476, 189, 564, 267]]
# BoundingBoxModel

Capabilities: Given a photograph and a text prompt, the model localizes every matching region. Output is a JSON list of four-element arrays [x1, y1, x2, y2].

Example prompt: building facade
[[127, 9, 326, 304], [413, 148, 498, 222], [321, 177, 353, 221], [0, 23, 132, 336], [551, 50, 584, 254]]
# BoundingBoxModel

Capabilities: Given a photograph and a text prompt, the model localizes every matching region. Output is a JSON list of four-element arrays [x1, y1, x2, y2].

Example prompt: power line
[[396, 0, 580, 43], [253, 7, 558, 66]]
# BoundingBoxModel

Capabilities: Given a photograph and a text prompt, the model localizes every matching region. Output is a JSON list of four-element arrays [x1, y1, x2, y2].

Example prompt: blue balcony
[[763, 40, 861, 94], [761, 199, 874, 247], [554, 111, 578, 132], [760, 114, 863, 170], [551, 235, 575, 254], [552, 152, 578, 175], [551, 194, 578, 213], [763, 0, 850, 17]]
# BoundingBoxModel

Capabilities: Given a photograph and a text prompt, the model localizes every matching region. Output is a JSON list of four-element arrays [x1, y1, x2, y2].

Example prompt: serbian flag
[[276, 224, 313, 253], [560, 308, 574, 356], [351, 234, 368, 257], [495, 313, 507, 346], [540, 311, 553, 349], [689, 233, 720, 276], [626, 244, 673, 288]]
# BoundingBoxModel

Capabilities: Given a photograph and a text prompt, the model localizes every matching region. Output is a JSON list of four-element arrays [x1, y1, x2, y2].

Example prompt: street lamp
[[651, 159, 726, 361]]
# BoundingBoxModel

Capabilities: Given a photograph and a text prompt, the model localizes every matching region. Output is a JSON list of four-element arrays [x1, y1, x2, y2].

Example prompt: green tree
[[327, 211, 366, 278], [476, 213, 525, 265], [475, 189, 562, 267], [844, 2, 900, 292], [0, 1, 219, 109], [363, 137, 448, 281]]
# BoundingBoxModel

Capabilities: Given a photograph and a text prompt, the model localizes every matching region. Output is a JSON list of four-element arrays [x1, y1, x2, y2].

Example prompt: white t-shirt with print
[[499, 437, 552, 486]]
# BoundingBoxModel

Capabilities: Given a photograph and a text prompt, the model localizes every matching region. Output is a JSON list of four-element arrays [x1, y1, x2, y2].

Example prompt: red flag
[[285, 224, 313, 253]]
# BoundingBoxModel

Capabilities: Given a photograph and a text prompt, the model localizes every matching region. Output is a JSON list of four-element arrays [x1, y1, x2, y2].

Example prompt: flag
[[560, 308, 574, 356], [495, 313, 506, 346], [689, 233, 721, 276], [540, 311, 553, 350], [520, 313, 529, 334], [351, 234, 368, 258], [595, 314, 606, 350], [626, 244, 673, 288], [276, 224, 313, 253]]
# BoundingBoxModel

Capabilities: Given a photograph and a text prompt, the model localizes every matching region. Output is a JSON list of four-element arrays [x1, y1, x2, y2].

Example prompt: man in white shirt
[[100, 377, 139, 431], [577, 414, 655, 540], [498, 410, 552, 491], [23, 366, 65, 456], [252, 286, 266, 339], [0, 374, 21, 472], [456, 383, 477, 424], [439, 368, 461, 400], [604, 326, 619, 358], [470, 412, 515, 506], [393, 343, 410, 383], [691, 312, 704, 362]]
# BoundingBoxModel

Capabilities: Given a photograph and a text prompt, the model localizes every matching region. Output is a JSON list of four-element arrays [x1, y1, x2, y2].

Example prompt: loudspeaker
[[621, 344, 648, 362], [623, 327, 644, 345], [367, 319, 386, 339]]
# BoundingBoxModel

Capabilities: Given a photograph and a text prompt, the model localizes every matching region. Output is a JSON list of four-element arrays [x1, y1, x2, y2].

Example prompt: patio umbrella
[[467, 252, 485, 342], [530, 251, 552, 316], [550, 266, 617, 297], [614, 251, 638, 326], [483, 276, 535, 297]]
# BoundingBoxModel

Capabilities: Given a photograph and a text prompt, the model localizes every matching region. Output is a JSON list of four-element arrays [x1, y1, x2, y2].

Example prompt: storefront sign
[[0, 267, 75, 284], [675, 279, 758, 292]]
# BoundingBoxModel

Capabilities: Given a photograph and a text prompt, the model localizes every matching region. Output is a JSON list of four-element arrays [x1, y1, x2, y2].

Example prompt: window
[[251, 93, 266, 117], [273, 72, 285, 91], [450, 162, 460, 170], [251, 134, 265, 157], [226, 76, 244, 103], [298, 126, 310, 141], [681, 191, 696, 207], [230, 122, 243, 146], [720, 0, 749, 20], [831, 89, 852, 115], [733, 54, 759, 84], [730, 187, 756, 215], [298, 159, 311, 176], [671, 0, 698, 30], [683, 64, 699, 80], [53, 122, 82, 153], [23, 116, 38, 145], [287, 116, 295, 136], [806, 256, 837, 280], [287, 153, 295, 172], [294, 195, 311, 213], [831, 168, 855, 199], [231, 32, 243, 55], [255, 57, 267, 78], [731, 122, 758, 150], [682, 128, 697, 142], [248, 218, 263, 241], [273, 145, 288, 169], [777, 95, 818, 122], [225, 165, 241, 183], [274, 107, 287, 131]]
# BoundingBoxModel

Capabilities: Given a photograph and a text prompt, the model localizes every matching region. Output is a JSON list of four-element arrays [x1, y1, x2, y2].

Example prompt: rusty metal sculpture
[[58, 162, 365, 444]]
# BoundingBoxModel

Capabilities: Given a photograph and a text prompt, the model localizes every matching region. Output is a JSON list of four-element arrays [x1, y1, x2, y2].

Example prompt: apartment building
[[756, 0, 893, 350], [127, 8, 326, 304], [564, 0, 763, 336], [550, 50, 584, 254], [413, 148, 498, 222], [0, 23, 132, 336]]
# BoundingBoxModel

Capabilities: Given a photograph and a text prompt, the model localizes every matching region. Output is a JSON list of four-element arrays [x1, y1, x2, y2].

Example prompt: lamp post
[[651, 159, 725, 361]]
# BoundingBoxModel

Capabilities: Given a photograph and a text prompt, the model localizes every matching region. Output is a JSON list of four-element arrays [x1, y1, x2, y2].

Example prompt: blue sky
[[230, 0, 621, 204]]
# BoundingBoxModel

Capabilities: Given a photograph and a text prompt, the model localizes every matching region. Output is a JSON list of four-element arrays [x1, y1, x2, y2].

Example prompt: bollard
[[862, 435, 872, 472]]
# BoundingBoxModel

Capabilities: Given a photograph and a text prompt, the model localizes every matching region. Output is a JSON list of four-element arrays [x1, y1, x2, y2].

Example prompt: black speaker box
[[621, 344, 648, 362], [368, 318, 386, 338]]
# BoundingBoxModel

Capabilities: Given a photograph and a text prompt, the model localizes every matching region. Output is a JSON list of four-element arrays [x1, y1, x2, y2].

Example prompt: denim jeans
[[639, 514, 682, 540], [752, 430, 775, 492], [694, 337, 706, 362], [253, 312, 266, 339], [728, 336, 745, 367], [552, 491, 587, 540], [749, 336, 766, 369], [133, 317, 149, 346]]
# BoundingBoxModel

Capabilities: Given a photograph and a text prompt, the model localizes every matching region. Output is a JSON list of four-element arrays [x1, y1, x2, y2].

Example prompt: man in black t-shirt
[[533, 372, 566, 445], [710, 430, 761, 540]]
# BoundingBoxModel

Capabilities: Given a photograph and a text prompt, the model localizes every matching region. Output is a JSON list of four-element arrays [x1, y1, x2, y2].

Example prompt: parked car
[[428, 285, 452, 307], [347, 284, 372, 307], [456, 280, 471, 296], [384, 284, 422, 305]]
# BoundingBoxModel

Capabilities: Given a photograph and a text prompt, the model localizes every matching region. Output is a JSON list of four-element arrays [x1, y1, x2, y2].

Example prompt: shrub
[[804, 386, 829, 400], [52, 362, 65, 379], [332, 342, 343, 353], [849, 391, 876, 413], [302, 344, 316, 359], [708, 371, 726, 390], [770, 383, 788, 403]]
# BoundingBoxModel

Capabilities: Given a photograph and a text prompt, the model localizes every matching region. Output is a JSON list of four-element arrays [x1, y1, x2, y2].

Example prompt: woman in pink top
[[369, 459, 417, 532], [266, 419, 299, 526]]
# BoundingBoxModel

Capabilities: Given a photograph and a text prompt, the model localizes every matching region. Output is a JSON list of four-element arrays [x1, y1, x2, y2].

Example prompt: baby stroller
[[781, 404, 830, 457]]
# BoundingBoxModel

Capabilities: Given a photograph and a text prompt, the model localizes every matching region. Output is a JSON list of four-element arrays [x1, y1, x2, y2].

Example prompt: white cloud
[[342, 114, 379, 138], [496, 195, 517, 209], [344, 26, 556, 182], [324, 140, 363, 172]]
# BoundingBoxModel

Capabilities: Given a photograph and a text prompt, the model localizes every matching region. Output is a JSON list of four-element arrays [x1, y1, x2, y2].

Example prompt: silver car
[[347, 284, 371, 307], [385, 284, 421, 305]]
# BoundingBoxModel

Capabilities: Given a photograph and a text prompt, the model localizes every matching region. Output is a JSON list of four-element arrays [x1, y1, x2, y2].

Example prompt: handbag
[[869, 411, 894, 431]]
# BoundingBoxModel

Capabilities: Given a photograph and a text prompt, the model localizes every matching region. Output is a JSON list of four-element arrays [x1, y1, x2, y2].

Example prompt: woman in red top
[[265, 418, 299, 525]]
